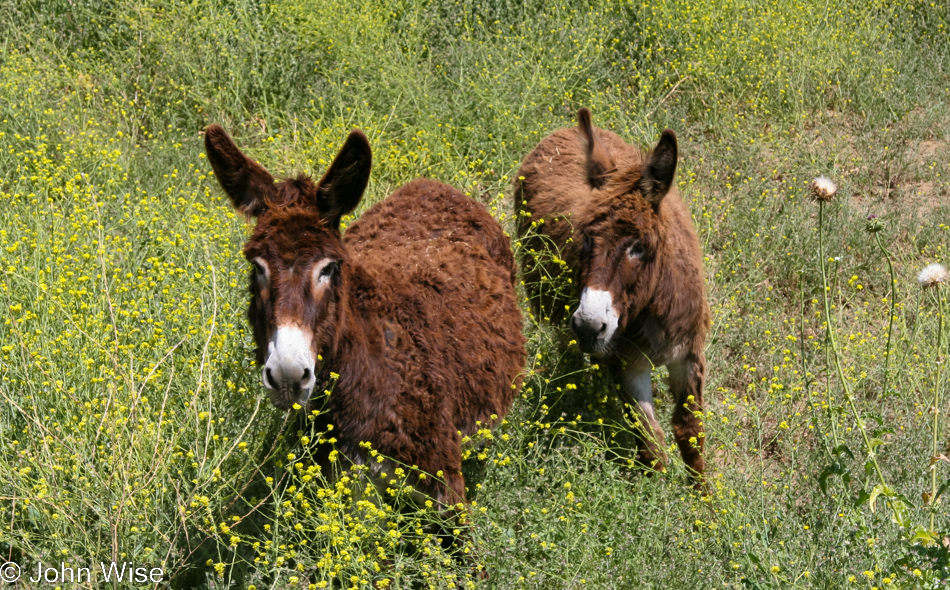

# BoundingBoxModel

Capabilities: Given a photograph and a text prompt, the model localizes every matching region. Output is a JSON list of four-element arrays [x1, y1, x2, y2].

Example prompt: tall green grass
[[1, 0, 949, 587]]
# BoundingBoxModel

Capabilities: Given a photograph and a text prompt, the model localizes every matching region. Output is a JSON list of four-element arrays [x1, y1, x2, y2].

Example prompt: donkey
[[205, 125, 526, 524], [515, 108, 710, 481]]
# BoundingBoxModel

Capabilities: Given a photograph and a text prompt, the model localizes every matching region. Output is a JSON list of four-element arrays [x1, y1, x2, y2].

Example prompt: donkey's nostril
[[597, 322, 607, 335], [264, 367, 276, 390]]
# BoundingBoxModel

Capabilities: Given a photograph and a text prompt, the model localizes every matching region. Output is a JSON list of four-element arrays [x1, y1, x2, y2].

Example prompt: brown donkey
[[516, 108, 709, 481], [205, 125, 526, 527]]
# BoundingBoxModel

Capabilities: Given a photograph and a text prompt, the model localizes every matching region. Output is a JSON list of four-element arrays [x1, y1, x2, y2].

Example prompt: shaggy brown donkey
[[205, 125, 526, 522], [516, 108, 709, 481]]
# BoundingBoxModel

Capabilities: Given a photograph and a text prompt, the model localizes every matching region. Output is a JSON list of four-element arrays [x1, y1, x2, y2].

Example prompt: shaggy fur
[[205, 125, 526, 516], [515, 108, 710, 481]]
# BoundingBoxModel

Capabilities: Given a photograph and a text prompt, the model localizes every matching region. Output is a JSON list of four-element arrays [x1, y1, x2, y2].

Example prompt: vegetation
[[1, 0, 949, 587]]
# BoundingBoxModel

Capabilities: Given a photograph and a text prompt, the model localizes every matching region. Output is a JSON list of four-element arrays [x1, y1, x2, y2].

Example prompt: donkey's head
[[570, 109, 677, 355], [205, 125, 372, 409]]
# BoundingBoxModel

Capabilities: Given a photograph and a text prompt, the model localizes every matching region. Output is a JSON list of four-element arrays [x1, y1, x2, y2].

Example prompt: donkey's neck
[[314, 259, 402, 456], [321, 260, 384, 389]]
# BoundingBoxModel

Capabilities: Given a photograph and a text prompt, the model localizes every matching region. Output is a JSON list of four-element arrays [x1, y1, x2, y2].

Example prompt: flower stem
[[818, 202, 891, 504], [873, 232, 897, 399], [818, 203, 840, 447], [930, 289, 945, 531]]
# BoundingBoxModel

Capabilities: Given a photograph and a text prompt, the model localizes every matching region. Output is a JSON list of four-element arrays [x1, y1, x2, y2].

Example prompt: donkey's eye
[[626, 242, 645, 260], [252, 260, 269, 284], [317, 261, 339, 281]]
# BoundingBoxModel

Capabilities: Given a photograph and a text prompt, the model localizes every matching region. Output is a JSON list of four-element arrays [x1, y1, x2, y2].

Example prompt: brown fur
[[205, 125, 526, 515], [515, 109, 710, 481]]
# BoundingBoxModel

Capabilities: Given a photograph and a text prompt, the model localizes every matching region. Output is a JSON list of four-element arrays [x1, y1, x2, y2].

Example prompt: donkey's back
[[348, 178, 517, 284], [345, 178, 524, 437]]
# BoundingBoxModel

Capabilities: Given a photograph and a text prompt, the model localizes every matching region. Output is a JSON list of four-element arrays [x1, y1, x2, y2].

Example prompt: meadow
[[1, 0, 949, 587]]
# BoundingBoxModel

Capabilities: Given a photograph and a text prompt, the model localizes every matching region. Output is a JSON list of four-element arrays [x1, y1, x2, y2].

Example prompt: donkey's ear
[[578, 108, 615, 189], [638, 129, 677, 206], [204, 124, 275, 218], [315, 130, 372, 230]]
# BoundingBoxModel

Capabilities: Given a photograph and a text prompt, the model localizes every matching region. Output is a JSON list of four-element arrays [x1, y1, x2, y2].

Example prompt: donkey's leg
[[667, 351, 706, 483], [436, 466, 488, 578], [424, 439, 471, 554], [614, 356, 667, 471]]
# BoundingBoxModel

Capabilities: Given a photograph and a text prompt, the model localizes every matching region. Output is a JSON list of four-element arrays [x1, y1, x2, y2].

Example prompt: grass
[[1, 0, 949, 588]]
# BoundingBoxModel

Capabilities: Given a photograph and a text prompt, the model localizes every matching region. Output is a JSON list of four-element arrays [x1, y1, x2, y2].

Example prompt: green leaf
[[832, 444, 855, 460], [934, 477, 950, 503], [854, 489, 871, 507], [868, 484, 885, 512], [818, 462, 849, 494], [871, 426, 895, 438], [910, 527, 939, 547], [891, 498, 910, 528]]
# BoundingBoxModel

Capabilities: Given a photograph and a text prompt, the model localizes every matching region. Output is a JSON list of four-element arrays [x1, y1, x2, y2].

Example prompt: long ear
[[578, 108, 615, 189], [204, 124, 275, 218], [315, 130, 372, 230], [638, 129, 677, 206]]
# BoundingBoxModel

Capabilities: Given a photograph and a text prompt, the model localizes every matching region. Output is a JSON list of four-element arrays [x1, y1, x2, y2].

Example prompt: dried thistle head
[[918, 263, 948, 289], [811, 176, 838, 202]]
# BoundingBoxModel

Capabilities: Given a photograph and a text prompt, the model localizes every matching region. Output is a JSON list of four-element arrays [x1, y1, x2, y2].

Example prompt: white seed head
[[918, 263, 948, 289], [811, 176, 838, 202]]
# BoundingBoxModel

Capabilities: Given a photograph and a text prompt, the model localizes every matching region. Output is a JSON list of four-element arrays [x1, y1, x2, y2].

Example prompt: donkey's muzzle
[[571, 287, 619, 354], [572, 314, 607, 353], [263, 326, 317, 409]]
